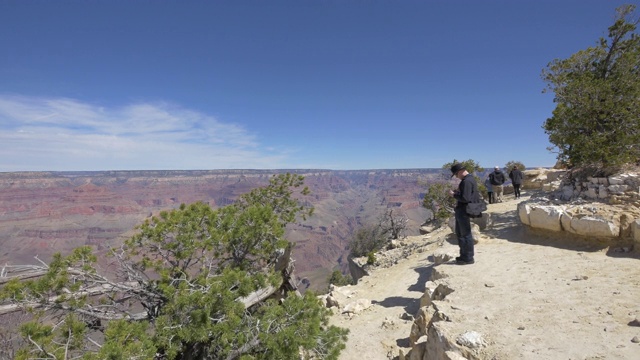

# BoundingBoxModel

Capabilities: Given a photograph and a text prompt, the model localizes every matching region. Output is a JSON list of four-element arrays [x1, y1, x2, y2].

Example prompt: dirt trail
[[329, 192, 640, 359]]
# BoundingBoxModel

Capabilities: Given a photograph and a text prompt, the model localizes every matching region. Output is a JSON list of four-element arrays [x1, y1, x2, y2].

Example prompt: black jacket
[[489, 170, 506, 185], [509, 169, 524, 185], [454, 174, 479, 209]]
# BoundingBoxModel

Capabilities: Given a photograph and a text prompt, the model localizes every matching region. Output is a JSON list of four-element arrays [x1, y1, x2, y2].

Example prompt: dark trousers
[[487, 191, 493, 204], [454, 207, 475, 261], [513, 184, 521, 198]]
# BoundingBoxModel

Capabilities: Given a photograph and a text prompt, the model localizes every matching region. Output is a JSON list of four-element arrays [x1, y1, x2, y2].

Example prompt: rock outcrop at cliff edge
[[517, 169, 640, 246]]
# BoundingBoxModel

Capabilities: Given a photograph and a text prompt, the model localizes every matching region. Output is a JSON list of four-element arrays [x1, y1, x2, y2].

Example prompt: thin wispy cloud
[[0, 95, 287, 171]]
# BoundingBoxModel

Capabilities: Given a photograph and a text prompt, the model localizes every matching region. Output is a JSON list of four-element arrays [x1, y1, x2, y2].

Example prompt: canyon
[[0, 169, 436, 291]]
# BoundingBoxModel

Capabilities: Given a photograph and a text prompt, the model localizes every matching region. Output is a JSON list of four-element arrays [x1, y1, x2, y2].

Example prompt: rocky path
[[328, 193, 640, 359]]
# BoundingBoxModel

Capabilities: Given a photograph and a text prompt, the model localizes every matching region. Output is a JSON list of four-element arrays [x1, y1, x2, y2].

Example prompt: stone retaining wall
[[518, 169, 640, 245]]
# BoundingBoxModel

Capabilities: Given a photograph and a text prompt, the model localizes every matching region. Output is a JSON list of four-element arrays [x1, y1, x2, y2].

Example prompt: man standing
[[448, 163, 477, 265], [489, 166, 506, 202], [509, 165, 524, 199]]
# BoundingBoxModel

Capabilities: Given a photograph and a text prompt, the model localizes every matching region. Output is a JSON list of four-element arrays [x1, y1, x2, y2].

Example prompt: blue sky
[[0, 0, 636, 171]]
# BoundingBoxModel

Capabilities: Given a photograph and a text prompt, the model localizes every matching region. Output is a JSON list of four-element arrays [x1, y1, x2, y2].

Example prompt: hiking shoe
[[456, 259, 475, 265]]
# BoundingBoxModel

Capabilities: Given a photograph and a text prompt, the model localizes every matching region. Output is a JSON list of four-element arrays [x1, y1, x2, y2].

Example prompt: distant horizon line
[[0, 167, 552, 175]]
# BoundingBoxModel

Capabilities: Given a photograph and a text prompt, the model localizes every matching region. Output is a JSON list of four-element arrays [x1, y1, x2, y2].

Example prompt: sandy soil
[[328, 192, 640, 360]]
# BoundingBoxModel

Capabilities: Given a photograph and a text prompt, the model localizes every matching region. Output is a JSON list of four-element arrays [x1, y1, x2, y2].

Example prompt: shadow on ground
[[372, 296, 420, 316], [371, 264, 436, 353], [407, 265, 433, 293]]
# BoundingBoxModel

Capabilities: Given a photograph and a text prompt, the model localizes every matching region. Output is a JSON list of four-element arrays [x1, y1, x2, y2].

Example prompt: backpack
[[490, 171, 504, 185], [489, 173, 498, 185]]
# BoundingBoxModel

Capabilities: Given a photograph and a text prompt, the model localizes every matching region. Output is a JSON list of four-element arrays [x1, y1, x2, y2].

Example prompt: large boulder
[[560, 205, 620, 238], [522, 168, 566, 190], [518, 199, 640, 241], [518, 202, 564, 232]]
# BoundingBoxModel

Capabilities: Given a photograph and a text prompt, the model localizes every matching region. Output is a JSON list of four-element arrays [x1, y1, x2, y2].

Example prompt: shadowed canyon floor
[[329, 192, 640, 360]]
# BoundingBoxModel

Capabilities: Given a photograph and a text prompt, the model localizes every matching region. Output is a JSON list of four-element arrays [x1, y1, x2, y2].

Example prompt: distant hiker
[[489, 166, 506, 202], [484, 176, 493, 204], [509, 166, 524, 199], [448, 163, 476, 265]]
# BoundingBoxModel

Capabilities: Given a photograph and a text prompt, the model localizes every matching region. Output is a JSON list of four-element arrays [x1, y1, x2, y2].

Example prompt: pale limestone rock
[[529, 205, 564, 232], [455, 330, 487, 349], [542, 180, 562, 192], [522, 168, 548, 190], [561, 213, 620, 238], [419, 285, 433, 309], [424, 322, 458, 360], [342, 298, 371, 314], [517, 202, 531, 225], [598, 185, 608, 199], [410, 306, 435, 346], [523, 168, 565, 190], [633, 219, 640, 244], [331, 284, 356, 298], [608, 175, 626, 185], [588, 176, 608, 185], [520, 199, 640, 241]]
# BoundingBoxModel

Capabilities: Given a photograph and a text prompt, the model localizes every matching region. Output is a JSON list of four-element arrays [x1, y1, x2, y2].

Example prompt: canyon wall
[[0, 169, 437, 290]]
